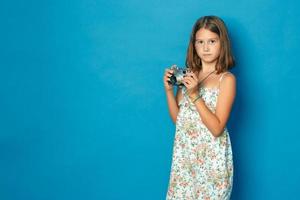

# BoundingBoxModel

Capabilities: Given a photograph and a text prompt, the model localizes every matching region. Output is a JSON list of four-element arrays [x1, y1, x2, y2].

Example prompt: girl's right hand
[[163, 65, 175, 92]]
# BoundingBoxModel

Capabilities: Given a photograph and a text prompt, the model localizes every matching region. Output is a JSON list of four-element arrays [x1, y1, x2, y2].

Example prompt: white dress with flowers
[[166, 72, 234, 200]]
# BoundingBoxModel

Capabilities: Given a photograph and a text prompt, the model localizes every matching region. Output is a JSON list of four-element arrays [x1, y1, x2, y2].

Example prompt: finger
[[182, 81, 188, 88], [184, 76, 194, 82], [165, 70, 174, 75], [186, 72, 197, 80], [189, 73, 196, 79], [164, 77, 171, 82], [185, 72, 192, 78], [165, 79, 172, 86], [164, 72, 172, 78], [184, 78, 198, 88], [190, 75, 198, 83], [164, 69, 170, 74], [184, 79, 191, 85], [166, 73, 173, 78]]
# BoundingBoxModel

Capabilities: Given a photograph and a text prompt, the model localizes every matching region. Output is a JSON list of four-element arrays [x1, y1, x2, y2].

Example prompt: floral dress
[[166, 72, 234, 200]]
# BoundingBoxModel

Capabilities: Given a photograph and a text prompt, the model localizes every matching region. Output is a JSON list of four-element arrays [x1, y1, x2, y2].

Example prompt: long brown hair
[[185, 16, 235, 74]]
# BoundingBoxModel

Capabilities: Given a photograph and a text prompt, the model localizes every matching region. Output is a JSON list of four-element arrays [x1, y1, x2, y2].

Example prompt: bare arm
[[190, 73, 236, 137], [165, 88, 183, 123], [163, 67, 183, 124]]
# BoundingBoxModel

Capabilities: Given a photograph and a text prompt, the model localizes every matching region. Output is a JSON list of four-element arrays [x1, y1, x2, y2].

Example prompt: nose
[[203, 42, 209, 52]]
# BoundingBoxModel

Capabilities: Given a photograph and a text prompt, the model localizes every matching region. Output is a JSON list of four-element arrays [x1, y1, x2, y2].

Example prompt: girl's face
[[194, 28, 221, 65]]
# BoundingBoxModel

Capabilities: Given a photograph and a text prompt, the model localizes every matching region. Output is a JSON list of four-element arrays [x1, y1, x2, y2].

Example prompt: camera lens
[[169, 75, 177, 85]]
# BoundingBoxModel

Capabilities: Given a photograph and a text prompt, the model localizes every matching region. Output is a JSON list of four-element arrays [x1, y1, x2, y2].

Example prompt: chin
[[201, 58, 218, 64]]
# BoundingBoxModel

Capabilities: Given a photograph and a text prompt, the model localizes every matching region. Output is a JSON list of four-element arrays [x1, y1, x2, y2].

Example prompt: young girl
[[163, 16, 236, 199]]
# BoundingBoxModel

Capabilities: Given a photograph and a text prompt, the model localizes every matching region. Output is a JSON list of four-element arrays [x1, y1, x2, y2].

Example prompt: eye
[[209, 40, 216, 44], [196, 40, 204, 44]]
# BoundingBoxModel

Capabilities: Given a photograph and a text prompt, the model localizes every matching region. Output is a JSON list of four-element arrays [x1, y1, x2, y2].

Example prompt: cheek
[[213, 45, 221, 56], [194, 46, 201, 55]]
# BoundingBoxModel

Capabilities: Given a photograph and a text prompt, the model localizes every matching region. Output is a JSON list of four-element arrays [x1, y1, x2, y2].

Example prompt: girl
[[164, 16, 236, 199]]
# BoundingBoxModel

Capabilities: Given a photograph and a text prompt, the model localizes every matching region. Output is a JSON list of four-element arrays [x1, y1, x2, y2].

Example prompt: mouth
[[203, 54, 212, 56]]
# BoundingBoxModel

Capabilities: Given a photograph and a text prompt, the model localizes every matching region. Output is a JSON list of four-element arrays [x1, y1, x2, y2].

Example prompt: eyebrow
[[195, 38, 219, 41]]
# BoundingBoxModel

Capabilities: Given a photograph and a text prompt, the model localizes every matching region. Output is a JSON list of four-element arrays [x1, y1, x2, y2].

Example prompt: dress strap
[[218, 72, 230, 88]]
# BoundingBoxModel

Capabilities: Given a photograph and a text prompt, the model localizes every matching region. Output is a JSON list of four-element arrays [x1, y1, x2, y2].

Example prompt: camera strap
[[198, 70, 216, 85]]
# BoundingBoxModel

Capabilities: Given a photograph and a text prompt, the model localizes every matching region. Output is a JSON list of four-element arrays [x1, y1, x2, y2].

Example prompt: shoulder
[[219, 71, 236, 89], [220, 71, 236, 83]]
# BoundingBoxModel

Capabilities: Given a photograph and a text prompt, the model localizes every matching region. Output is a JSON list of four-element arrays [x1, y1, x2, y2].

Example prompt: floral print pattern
[[166, 85, 233, 200]]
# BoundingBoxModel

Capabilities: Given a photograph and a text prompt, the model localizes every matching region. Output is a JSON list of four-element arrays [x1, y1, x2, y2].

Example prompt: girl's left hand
[[183, 72, 199, 98]]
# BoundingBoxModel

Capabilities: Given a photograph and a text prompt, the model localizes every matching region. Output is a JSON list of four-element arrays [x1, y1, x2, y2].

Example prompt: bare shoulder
[[219, 72, 236, 95], [221, 72, 236, 86]]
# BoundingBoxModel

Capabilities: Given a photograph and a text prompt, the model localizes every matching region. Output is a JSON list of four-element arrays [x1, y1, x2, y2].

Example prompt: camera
[[168, 65, 191, 87]]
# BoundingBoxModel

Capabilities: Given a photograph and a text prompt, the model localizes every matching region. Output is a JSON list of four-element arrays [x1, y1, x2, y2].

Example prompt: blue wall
[[1, 0, 300, 199]]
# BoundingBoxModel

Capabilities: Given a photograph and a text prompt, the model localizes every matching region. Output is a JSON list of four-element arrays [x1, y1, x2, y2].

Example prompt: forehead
[[195, 28, 219, 40]]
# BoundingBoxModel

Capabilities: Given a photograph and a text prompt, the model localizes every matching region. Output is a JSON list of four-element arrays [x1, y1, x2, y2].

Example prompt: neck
[[201, 61, 217, 73]]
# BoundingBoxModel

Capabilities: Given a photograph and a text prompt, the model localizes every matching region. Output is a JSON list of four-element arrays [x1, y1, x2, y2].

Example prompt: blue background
[[1, 0, 300, 199]]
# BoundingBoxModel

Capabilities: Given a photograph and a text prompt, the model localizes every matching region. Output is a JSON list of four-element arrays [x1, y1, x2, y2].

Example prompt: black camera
[[167, 66, 191, 87]]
